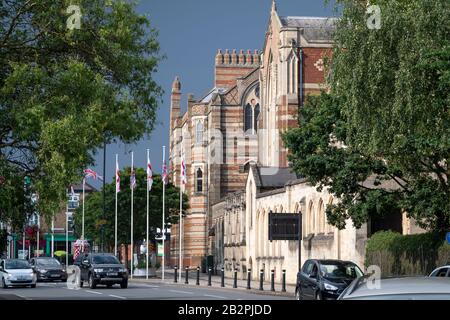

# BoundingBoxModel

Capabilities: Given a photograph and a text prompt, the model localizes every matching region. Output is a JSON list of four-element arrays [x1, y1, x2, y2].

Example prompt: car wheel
[[88, 274, 97, 289], [120, 280, 128, 289], [106, 284, 113, 288], [2, 277, 7, 289], [62, 279, 67, 283], [79, 281, 84, 288]]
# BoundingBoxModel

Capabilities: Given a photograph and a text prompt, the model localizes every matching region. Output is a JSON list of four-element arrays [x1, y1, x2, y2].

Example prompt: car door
[[300, 260, 315, 299], [0, 260, 4, 281], [304, 262, 320, 299]]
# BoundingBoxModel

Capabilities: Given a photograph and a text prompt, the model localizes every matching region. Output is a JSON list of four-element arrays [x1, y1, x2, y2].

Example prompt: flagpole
[[82, 178, 85, 241], [51, 215, 54, 257], [179, 185, 182, 282], [130, 151, 134, 279], [162, 146, 166, 282], [37, 214, 40, 257], [146, 149, 149, 280], [115, 154, 118, 258], [66, 197, 69, 267]]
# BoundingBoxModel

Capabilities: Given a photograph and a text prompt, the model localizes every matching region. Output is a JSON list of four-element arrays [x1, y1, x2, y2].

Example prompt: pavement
[[131, 268, 296, 298], [0, 280, 292, 300]]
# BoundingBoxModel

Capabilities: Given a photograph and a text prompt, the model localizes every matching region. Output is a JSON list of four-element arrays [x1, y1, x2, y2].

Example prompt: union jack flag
[[130, 168, 137, 190], [180, 156, 187, 185], [147, 154, 153, 191], [83, 168, 103, 181], [162, 161, 168, 185], [115, 158, 120, 193]]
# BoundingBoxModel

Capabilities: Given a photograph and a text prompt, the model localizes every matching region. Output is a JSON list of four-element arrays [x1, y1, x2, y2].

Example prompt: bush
[[365, 231, 450, 277]]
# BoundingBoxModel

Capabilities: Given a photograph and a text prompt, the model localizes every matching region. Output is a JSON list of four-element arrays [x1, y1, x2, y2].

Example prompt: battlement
[[215, 49, 261, 67]]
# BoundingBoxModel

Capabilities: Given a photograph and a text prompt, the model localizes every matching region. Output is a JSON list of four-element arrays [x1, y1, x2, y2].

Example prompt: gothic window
[[196, 168, 203, 193], [196, 121, 203, 144], [244, 99, 260, 134]]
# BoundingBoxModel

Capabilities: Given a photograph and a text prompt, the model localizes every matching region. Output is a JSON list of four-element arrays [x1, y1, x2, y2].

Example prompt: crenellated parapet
[[215, 49, 261, 67]]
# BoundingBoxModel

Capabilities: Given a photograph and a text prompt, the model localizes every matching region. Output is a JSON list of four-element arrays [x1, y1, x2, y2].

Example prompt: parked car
[[0, 259, 37, 288], [74, 253, 128, 289], [429, 265, 450, 277], [295, 259, 364, 300], [30, 257, 68, 282], [338, 276, 450, 300]]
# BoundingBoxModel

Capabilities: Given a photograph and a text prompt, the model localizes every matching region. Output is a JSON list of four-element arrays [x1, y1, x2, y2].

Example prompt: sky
[[89, 0, 338, 190]]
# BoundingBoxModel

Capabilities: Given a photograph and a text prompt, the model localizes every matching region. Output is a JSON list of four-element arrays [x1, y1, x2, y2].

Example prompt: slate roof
[[251, 165, 299, 188], [200, 87, 228, 103], [279, 16, 337, 41]]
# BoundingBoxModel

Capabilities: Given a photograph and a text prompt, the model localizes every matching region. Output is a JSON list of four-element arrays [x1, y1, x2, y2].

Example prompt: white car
[[0, 259, 37, 288]]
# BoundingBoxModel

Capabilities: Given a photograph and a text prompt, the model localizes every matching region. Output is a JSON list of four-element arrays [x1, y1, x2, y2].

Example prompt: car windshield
[[320, 262, 363, 279], [37, 259, 61, 267], [92, 255, 120, 265], [5, 260, 31, 269]]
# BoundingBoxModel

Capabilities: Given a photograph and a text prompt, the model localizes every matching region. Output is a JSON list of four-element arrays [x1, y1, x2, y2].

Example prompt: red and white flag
[[115, 158, 120, 193], [180, 156, 187, 185], [147, 154, 153, 191]]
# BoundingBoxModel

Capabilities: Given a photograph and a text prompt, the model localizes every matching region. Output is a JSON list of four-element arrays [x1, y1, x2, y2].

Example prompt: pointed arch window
[[244, 99, 260, 134], [196, 121, 204, 144]]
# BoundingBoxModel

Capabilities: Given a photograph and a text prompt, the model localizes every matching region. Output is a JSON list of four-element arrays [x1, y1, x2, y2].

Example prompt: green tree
[[74, 168, 189, 250], [283, 0, 450, 236], [0, 0, 162, 227]]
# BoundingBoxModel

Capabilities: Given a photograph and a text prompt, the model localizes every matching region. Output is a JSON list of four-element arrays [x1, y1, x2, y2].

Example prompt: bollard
[[233, 268, 238, 288], [174, 266, 178, 283], [271, 269, 275, 292], [185, 266, 189, 284], [259, 269, 264, 291], [196, 266, 200, 286], [221, 268, 225, 287], [282, 269, 286, 292], [208, 268, 212, 286], [247, 269, 251, 290]]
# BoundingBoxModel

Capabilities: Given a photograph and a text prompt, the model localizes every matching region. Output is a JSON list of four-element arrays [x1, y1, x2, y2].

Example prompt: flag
[[115, 158, 120, 193], [180, 156, 187, 185], [147, 154, 153, 191], [130, 168, 137, 190], [162, 161, 168, 185], [83, 168, 103, 181]]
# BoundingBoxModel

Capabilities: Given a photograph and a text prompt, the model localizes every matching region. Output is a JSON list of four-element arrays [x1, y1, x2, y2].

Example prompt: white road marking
[[204, 294, 227, 299], [109, 294, 126, 300], [86, 290, 102, 295], [169, 289, 194, 295]]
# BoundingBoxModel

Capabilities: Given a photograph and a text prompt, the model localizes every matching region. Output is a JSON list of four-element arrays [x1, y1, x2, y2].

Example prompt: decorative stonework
[[314, 58, 324, 72]]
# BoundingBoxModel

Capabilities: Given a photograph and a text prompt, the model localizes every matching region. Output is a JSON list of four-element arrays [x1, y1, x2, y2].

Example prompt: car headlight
[[40, 269, 47, 274], [29, 272, 34, 277], [324, 283, 339, 291], [6, 274, 13, 279], [94, 268, 104, 273]]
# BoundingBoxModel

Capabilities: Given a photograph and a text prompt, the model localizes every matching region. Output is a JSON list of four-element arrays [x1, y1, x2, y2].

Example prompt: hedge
[[365, 231, 450, 277]]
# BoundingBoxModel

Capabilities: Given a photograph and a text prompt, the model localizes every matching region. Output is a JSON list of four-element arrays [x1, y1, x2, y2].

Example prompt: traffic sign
[[446, 232, 450, 245]]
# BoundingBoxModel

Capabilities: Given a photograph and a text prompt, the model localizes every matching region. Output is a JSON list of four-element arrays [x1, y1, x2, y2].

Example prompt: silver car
[[429, 265, 450, 277], [0, 259, 37, 288], [338, 276, 450, 300]]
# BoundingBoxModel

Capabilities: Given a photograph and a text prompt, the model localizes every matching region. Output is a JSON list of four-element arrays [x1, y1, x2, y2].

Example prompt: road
[[0, 280, 292, 300]]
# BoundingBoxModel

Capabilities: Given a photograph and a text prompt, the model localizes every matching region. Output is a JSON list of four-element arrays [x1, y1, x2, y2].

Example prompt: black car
[[74, 253, 128, 289], [30, 257, 67, 282], [296, 259, 364, 300]]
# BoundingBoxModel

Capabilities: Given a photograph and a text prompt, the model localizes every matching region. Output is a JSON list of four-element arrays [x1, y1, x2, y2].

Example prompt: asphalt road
[[0, 281, 292, 300]]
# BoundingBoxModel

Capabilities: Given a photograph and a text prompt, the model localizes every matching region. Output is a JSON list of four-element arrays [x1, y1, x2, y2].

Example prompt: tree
[[283, 0, 450, 236], [74, 168, 189, 249], [0, 1, 162, 227]]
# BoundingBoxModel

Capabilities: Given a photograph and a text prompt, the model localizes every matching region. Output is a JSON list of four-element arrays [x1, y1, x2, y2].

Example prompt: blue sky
[[89, 0, 338, 189]]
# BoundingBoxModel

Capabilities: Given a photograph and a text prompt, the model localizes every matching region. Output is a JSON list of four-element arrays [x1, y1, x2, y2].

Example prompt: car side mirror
[[309, 272, 317, 279]]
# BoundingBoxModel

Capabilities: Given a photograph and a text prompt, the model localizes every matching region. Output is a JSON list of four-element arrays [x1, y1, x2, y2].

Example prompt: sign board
[[157, 243, 163, 257], [446, 232, 450, 245], [268, 212, 301, 241]]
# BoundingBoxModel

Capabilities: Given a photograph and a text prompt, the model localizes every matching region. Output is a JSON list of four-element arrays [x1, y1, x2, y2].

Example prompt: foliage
[[365, 230, 450, 276], [283, 0, 450, 235], [74, 168, 188, 249], [0, 0, 162, 228]]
